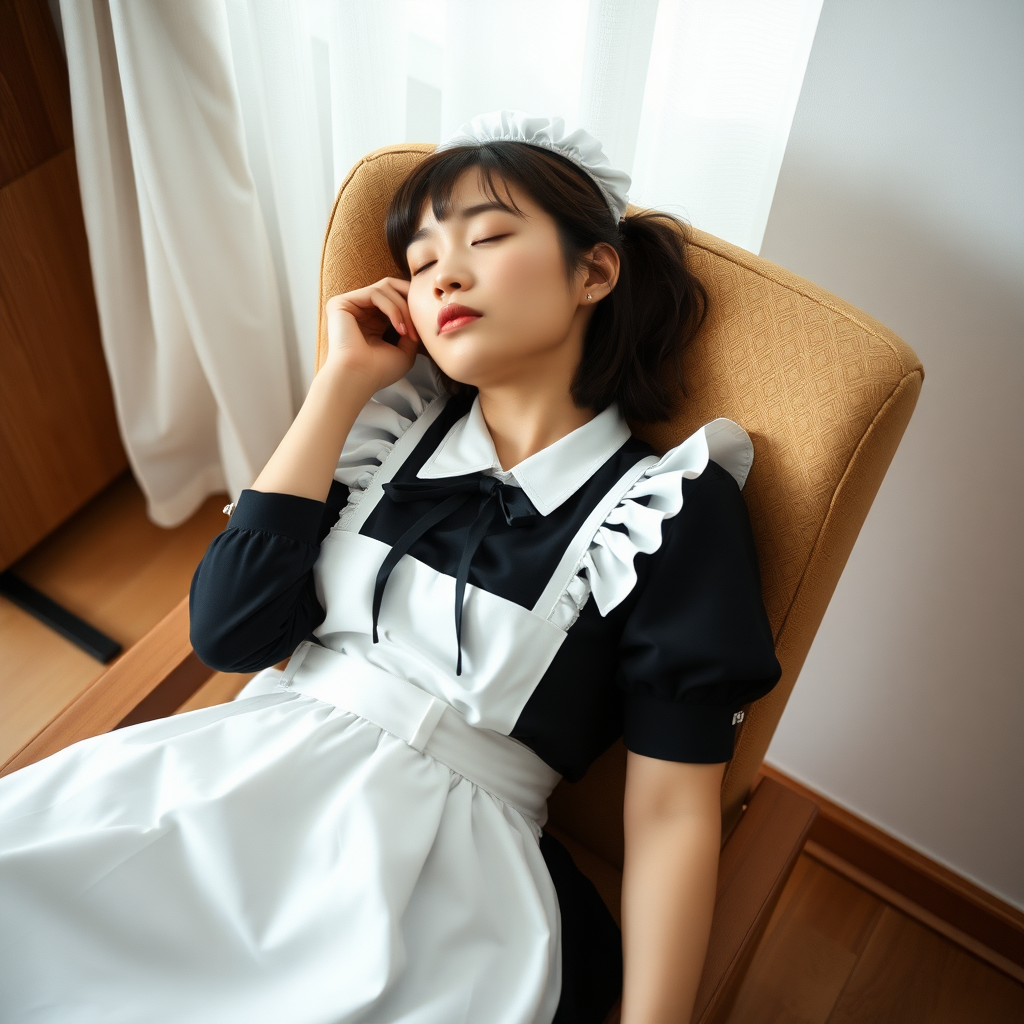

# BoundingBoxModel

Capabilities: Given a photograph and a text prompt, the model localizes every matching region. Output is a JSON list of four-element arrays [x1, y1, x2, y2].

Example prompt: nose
[[432, 258, 472, 302]]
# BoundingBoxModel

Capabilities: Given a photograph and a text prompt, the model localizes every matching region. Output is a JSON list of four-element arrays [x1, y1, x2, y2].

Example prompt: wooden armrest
[[693, 775, 817, 1023], [0, 596, 213, 777]]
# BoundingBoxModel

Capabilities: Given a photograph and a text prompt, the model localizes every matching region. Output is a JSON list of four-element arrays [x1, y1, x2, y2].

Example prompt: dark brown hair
[[385, 141, 708, 423]]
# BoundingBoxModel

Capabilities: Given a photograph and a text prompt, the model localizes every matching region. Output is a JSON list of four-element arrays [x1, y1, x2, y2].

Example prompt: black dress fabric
[[188, 397, 781, 1024]]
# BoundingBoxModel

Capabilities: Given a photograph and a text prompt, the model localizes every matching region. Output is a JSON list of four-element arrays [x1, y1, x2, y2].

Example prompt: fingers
[[327, 278, 420, 343], [379, 278, 419, 342]]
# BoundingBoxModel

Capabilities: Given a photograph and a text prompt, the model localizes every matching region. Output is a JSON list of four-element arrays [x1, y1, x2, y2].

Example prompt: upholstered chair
[[5, 142, 922, 1023], [316, 144, 924, 1022]]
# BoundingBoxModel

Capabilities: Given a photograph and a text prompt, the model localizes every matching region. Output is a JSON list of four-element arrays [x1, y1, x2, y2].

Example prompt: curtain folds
[[59, 0, 822, 526], [60, 0, 294, 525]]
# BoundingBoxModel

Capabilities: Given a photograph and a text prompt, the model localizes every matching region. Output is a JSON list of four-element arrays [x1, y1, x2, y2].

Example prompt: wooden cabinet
[[0, 0, 127, 569]]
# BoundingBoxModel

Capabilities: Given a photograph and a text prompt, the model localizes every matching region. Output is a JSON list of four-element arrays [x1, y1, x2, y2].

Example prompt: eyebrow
[[406, 201, 522, 247]]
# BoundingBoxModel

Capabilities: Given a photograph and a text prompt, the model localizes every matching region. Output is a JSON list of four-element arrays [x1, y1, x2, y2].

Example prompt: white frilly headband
[[435, 110, 631, 223]]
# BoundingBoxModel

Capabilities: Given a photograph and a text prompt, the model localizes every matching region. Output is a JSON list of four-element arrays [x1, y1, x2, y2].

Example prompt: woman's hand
[[249, 279, 422, 502], [324, 277, 421, 395]]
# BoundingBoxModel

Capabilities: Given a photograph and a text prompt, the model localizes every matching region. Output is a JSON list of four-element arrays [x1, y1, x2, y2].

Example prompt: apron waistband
[[280, 642, 561, 827]]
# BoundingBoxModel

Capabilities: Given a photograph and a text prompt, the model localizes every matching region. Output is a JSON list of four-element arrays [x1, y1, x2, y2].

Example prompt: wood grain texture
[[758, 763, 1024, 976], [175, 671, 255, 715], [1, 596, 194, 776], [725, 855, 882, 1024], [0, 0, 73, 188], [695, 777, 817, 1023], [116, 651, 214, 728], [725, 856, 1024, 1024], [0, 474, 228, 764], [805, 842, 1024, 985], [828, 908, 1024, 1024], [0, 149, 128, 568]]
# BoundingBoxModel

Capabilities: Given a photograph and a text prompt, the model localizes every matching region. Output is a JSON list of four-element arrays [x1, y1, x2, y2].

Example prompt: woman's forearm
[[250, 361, 376, 502], [620, 755, 724, 1024]]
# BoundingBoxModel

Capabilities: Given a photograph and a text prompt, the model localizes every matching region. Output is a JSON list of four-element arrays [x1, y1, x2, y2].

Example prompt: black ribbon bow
[[373, 474, 539, 675]]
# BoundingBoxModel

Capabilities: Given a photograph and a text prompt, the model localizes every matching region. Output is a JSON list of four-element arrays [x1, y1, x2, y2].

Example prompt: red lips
[[437, 303, 483, 333]]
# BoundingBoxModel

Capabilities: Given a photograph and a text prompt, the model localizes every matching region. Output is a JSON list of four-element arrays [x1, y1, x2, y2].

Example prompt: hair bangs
[[386, 147, 531, 275]]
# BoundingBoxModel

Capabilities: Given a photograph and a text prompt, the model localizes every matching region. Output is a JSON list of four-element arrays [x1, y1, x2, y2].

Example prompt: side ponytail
[[571, 210, 708, 423], [386, 142, 708, 423]]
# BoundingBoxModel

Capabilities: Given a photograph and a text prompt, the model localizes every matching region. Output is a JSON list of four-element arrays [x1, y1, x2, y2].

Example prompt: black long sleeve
[[188, 481, 349, 672]]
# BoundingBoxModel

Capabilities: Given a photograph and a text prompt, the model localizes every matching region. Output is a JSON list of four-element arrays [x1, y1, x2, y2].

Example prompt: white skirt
[[0, 689, 561, 1023]]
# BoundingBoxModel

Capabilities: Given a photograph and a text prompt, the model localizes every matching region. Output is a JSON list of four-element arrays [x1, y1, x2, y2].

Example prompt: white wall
[[760, 0, 1023, 908]]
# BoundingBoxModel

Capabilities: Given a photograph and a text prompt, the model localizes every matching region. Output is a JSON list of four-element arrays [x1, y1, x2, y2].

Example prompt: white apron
[[0, 645, 562, 1024]]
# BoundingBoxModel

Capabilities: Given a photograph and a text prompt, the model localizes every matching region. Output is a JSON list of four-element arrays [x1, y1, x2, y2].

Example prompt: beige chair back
[[315, 143, 923, 862]]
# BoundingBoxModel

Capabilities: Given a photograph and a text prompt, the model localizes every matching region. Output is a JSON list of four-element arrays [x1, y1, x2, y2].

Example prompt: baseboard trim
[[756, 764, 1024, 982]]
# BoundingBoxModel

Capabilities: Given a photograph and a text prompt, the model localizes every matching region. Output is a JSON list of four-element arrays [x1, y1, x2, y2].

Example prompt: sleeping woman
[[0, 111, 780, 1024]]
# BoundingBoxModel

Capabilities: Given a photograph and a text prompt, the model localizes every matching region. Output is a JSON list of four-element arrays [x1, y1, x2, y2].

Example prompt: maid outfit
[[0, 113, 780, 1024]]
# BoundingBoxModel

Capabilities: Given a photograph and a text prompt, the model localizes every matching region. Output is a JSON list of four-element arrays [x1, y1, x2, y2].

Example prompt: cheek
[[491, 245, 569, 316], [407, 283, 434, 333]]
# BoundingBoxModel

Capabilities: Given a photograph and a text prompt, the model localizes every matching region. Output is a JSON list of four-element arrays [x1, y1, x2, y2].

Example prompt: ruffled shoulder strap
[[334, 354, 442, 492], [333, 356, 449, 532], [540, 418, 754, 628], [657, 416, 754, 490]]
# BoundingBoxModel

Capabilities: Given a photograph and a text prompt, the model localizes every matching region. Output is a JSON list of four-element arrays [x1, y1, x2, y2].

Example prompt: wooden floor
[[0, 472, 238, 763], [2, 470, 1021, 1021], [176, 667, 253, 713], [725, 853, 1024, 1024]]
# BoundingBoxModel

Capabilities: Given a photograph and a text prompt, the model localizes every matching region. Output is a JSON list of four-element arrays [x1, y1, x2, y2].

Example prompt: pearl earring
[[586, 293, 592, 301]]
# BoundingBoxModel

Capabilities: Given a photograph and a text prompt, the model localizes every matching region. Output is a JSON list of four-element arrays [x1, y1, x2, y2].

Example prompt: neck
[[467, 303, 598, 470], [476, 380, 595, 472]]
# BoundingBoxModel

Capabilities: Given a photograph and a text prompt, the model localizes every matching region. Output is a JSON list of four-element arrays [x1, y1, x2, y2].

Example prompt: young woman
[[0, 112, 780, 1024]]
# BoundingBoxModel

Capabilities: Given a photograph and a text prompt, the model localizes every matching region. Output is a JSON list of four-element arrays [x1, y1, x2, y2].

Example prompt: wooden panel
[[725, 855, 883, 1024], [175, 671, 256, 715], [829, 908, 1024, 1024], [117, 651, 216, 728], [726, 856, 1024, 1024], [546, 825, 624, 928], [0, 148, 128, 568], [758, 764, 1024, 975], [0, 474, 227, 765], [696, 777, 817, 1023], [0, 0, 73, 187], [0, 596, 203, 775], [0, 587, 104, 763]]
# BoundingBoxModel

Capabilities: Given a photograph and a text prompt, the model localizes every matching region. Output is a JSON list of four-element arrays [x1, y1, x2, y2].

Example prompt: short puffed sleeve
[[611, 421, 781, 763]]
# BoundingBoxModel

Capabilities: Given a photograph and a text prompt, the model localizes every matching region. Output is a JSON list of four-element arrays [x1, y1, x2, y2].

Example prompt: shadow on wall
[[760, 161, 1024, 908]]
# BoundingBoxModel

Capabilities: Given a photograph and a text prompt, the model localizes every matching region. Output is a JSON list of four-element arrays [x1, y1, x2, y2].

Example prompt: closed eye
[[411, 234, 508, 275]]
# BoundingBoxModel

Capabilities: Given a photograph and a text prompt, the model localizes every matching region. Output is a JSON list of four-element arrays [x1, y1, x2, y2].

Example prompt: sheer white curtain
[[60, 0, 822, 526]]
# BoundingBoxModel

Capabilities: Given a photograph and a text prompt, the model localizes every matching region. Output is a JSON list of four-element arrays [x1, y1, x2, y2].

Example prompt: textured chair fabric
[[315, 143, 923, 880]]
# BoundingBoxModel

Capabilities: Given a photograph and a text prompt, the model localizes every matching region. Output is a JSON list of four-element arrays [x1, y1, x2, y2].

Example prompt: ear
[[579, 242, 621, 304]]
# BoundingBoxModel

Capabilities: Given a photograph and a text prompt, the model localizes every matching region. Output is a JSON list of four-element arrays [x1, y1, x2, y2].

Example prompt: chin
[[423, 344, 493, 390], [431, 362, 489, 391]]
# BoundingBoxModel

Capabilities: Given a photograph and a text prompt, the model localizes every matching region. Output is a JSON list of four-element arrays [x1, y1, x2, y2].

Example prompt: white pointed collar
[[417, 395, 631, 515]]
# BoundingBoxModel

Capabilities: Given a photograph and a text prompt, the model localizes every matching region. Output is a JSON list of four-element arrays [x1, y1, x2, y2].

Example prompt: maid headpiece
[[435, 110, 632, 224]]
